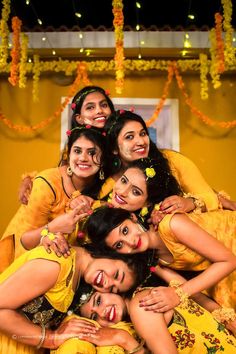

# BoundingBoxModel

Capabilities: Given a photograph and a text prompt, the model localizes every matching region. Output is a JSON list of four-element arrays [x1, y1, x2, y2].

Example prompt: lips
[[133, 147, 147, 155], [135, 237, 142, 249], [114, 193, 126, 205], [94, 116, 106, 123], [94, 271, 104, 287], [77, 164, 91, 170], [107, 305, 116, 322]]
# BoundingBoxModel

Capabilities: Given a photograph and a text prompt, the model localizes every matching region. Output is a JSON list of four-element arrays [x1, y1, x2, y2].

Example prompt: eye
[[96, 295, 101, 306], [115, 241, 124, 250], [91, 312, 98, 321], [86, 104, 95, 111], [74, 147, 81, 154], [140, 131, 147, 137], [114, 270, 119, 279], [120, 176, 127, 184], [125, 134, 133, 140], [88, 148, 96, 156], [101, 102, 108, 108], [122, 226, 128, 236], [132, 188, 142, 196]]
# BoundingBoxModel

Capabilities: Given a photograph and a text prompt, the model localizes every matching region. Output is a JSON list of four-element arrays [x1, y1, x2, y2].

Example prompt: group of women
[[1, 85, 236, 354]]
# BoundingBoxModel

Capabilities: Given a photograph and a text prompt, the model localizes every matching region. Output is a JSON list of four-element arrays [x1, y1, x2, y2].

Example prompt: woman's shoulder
[[35, 167, 61, 181]]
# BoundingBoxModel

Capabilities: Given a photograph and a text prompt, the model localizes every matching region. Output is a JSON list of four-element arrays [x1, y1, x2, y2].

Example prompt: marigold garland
[[19, 33, 28, 88], [199, 53, 209, 100], [209, 29, 222, 89], [222, 0, 235, 66], [0, 62, 90, 132], [112, 0, 125, 94], [146, 64, 174, 127], [8, 16, 22, 86], [0, 0, 11, 70], [214, 13, 225, 74], [32, 54, 40, 102], [174, 65, 236, 128]]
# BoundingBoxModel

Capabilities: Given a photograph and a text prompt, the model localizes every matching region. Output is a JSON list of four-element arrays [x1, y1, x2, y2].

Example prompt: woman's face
[[76, 92, 112, 128], [69, 135, 102, 178], [80, 292, 127, 327], [111, 168, 148, 211], [116, 121, 149, 164], [105, 218, 149, 254], [83, 258, 135, 293]]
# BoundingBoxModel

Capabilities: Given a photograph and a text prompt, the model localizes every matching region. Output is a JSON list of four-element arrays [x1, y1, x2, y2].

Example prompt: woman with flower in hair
[[18, 85, 115, 205], [52, 269, 236, 354], [0, 125, 108, 272], [85, 157, 236, 310]]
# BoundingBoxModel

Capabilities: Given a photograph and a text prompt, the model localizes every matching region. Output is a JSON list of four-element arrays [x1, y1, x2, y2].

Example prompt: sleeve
[[164, 150, 219, 211], [20, 172, 57, 233]]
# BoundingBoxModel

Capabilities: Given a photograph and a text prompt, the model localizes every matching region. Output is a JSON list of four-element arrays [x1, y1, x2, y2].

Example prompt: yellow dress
[[51, 315, 135, 354], [0, 246, 77, 354], [158, 210, 236, 308], [0, 168, 80, 273], [169, 299, 236, 353]]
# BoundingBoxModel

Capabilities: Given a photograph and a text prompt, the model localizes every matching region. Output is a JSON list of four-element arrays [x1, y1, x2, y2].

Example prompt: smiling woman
[[0, 243, 146, 353], [0, 125, 109, 272]]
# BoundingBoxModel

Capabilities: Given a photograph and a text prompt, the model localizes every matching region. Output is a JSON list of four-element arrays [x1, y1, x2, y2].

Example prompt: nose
[[79, 151, 89, 161], [135, 134, 145, 145]]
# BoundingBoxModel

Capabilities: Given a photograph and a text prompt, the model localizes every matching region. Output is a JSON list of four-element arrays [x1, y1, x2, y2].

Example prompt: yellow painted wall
[[0, 72, 236, 235]]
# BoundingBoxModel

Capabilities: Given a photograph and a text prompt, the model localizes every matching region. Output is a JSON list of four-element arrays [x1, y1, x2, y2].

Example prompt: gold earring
[[67, 166, 73, 176], [99, 169, 104, 180]]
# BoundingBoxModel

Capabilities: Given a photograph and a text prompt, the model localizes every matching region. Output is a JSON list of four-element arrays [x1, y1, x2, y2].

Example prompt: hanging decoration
[[19, 33, 29, 88], [112, 0, 125, 94], [214, 13, 225, 74], [199, 53, 209, 100], [0, 0, 10, 70], [221, 0, 235, 66], [8, 16, 22, 86], [146, 64, 174, 127], [209, 29, 222, 89], [32, 54, 40, 101]]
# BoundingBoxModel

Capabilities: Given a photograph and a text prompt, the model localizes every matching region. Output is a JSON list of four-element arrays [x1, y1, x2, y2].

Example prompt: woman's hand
[[49, 207, 88, 234], [148, 210, 165, 230], [41, 232, 70, 258], [69, 195, 94, 211], [160, 195, 195, 214], [51, 317, 99, 349], [139, 286, 180, 312], [18, 176, 33, 205]]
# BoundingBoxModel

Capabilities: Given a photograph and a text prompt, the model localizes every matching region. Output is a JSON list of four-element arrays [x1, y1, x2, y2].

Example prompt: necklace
[[70, 175, 77, 191]]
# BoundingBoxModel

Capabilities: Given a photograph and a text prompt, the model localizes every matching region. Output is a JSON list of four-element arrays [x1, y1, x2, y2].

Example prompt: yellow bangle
[[169, 280, 189, 309], [124, 339, 145, 354], [40, 224, 56, 244], [212, 307, 236, 324], [184, 193, 205, 214]]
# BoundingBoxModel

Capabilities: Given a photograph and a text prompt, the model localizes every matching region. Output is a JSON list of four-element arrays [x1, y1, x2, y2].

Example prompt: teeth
[[135, 148, 145, 152], [109, 306, 115, 321], [78, 164, 89, 169], [115, 194, 125, 204], [95, 117, 106, 122], [96, 271, 103, 285]]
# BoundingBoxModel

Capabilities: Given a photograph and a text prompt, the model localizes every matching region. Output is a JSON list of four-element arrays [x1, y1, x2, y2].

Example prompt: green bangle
[[124, 339, 145, 354]]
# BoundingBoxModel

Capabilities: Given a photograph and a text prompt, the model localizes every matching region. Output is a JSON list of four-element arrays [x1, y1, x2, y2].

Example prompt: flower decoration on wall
[[222, 0, 235, 66], [0, 0, 10, 70], [112, 0, 125, 94], [8, 16, 22, 86]]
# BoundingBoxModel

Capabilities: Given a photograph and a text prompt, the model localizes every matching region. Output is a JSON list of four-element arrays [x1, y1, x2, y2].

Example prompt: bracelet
[[124, 338, 145, 354], [40, 224, 56, 244], [169, 280, 189, 309], [184, 193, 205, 214], [212, 307, 236, 324], [36, 324, 46, 349]]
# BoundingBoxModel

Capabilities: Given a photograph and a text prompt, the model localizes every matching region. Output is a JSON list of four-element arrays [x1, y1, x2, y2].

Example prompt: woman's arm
[[129, 290, 177, 354]]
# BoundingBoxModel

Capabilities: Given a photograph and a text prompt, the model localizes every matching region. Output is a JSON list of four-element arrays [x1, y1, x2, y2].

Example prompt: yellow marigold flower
[[154, 203, 161, 211], [140, 207, 148, 217], [145, 167, 156, 179]]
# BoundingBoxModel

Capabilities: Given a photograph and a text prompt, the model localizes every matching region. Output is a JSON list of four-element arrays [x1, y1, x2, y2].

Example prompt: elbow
[[20, 234, 31, 250]]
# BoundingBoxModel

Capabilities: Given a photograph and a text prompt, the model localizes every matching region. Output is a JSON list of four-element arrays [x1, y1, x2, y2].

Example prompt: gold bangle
[[169, 280, 189, 309], [212, 307, 236, 324], [124, 339, 145, 354], [184, 193, 205, 214], [36, 324, 46, 349]]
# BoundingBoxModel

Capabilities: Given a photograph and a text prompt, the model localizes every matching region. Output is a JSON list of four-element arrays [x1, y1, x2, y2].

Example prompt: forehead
[[119, 121, 145, 136], [82, 91, 106, 104], [72, 135, 98, 148], [123, 168, 146, 184]]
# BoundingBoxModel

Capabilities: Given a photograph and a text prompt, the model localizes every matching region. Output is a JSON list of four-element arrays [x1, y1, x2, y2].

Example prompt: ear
[[130, 213, 138, 222], [113, 149, 118, 155], [75, 114, 84, 124]]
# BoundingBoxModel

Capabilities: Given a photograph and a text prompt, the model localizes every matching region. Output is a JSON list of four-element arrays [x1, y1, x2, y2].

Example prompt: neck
[[146, 227, 160, 249], [74, 247, 90, 278]]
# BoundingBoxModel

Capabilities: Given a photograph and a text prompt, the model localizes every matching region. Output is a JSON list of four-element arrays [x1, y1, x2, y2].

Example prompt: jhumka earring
[[99, 168, 105, 180], [113, 156, 121, 170], [67, 166, 73, 177]]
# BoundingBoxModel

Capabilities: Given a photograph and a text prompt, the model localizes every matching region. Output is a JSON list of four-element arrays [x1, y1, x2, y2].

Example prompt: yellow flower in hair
[[145, 167, 156, 179], [140, 207, 148, 217]]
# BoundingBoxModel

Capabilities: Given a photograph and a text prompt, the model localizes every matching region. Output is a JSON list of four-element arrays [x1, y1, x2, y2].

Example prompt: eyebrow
[[122, 173, 143, 194]]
